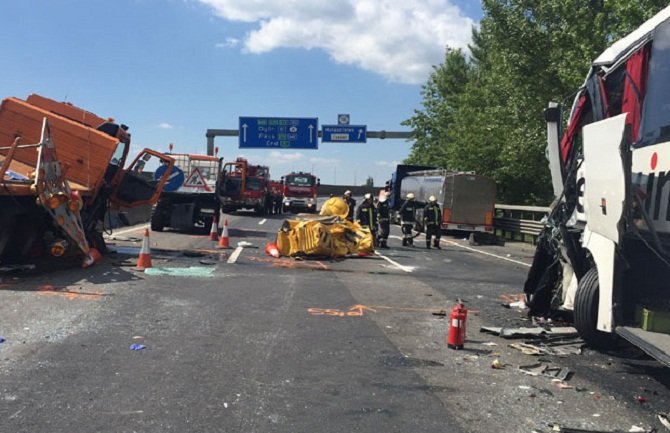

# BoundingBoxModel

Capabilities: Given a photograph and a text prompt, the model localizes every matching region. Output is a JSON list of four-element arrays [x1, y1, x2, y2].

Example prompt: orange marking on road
[[308, 304, 376, 317], [37, 284, 106, 300]]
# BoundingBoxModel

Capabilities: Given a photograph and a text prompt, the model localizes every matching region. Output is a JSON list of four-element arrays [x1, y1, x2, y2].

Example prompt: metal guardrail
[[494, 204, 550, 243]]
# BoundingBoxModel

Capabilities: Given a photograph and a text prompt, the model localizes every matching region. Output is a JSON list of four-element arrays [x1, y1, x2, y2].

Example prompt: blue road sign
[[239, 117, 319, 149], [154, 164, 185, 192], [322, 125, 367, 143]]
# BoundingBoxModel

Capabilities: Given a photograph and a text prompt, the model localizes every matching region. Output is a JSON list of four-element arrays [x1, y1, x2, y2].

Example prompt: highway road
[[0, 209, 669, 433]]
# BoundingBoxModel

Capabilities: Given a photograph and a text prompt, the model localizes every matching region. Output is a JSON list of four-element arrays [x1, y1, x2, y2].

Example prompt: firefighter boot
[[434, 240, 442, 249], [426, 241, 431, 249], [402, 238, 407, 246]]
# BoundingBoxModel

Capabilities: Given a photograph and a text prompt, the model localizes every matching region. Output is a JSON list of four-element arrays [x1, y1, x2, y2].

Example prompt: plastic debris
[[144, 266, 215, 277], [635, 395, 647, 404], [0, 336, 5, 343], [237, 241, 255, 248], [658, 413, 670, 430], [491, 359, 503, 369], [130, 343, 146, 351]]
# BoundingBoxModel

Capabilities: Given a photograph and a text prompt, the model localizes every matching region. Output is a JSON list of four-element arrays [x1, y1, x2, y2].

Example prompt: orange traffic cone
[[265, 242, 280, 258], [218, 219, 230, 249], [209, 215, 219, 241], [137, 228, 153, 270], [81, 247, 102, 269]]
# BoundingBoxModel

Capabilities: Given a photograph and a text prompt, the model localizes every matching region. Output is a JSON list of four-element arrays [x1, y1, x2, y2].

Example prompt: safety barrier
[[494, 204, 550, 244]]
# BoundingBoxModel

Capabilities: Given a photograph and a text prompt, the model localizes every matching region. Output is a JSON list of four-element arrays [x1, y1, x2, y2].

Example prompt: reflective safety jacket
[[399, 200, 416, 224], [356, 200, 378, 228], [423, 202, 442, 227], [377, 201, 390, 222]]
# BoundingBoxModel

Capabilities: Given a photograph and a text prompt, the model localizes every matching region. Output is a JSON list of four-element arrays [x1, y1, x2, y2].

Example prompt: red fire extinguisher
[[447, 300, 467, 350]]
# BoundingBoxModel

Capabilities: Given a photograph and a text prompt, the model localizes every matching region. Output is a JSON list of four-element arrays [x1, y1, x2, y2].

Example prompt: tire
[[468, 232, 479, 246], [150, 205, 165, 232], [574, 267, 615, 349]]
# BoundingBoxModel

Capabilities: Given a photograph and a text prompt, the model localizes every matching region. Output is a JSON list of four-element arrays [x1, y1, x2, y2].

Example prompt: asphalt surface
[[0, 208, 669, 433]]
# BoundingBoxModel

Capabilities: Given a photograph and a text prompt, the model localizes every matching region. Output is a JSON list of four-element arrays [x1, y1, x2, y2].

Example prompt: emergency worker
[[423, 195, 442, 249], [274, 194, 283, 215], [399, 193, 416, 246], [356, 194, 378, 241], [343, 190, 356, 222], [376, 192, 391, 249]]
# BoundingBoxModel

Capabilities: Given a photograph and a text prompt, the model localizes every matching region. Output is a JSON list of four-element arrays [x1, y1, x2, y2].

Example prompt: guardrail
[[494, 204, 550, 244]]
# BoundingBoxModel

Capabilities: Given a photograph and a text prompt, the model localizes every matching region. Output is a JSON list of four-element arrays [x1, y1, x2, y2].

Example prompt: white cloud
[[157, 122, 173, 129], [268, 150, 304, 164], [215, 37, 240, 48], [198, 0, 475, 84], [375, 160, 399, 167], [309, 156, 340, 165]]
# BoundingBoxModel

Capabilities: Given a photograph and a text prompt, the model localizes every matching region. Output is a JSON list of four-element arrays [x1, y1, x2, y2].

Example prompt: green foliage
[[404, 0, 668, 204]]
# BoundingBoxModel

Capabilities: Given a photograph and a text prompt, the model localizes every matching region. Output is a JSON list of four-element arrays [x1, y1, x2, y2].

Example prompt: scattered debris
[[0, 336, 5, 343], [518, 363, 572, 381], [482, 342, 498, 347], [553, 427, 650, 433], [510, 342, 543, 355], [491, 359, 503, 369], [481, 326, 578, 339], [0, 264, 36, 273], [634, 395, 647, 404], [432, 310, 447, 317], [658, 412, 670, 430], [129, 344, 146, 351], [237, 241, 256, 248]]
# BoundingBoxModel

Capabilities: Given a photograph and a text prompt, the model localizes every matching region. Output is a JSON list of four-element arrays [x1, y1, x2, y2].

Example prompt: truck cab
[[217, 157, 271, 215], [280, 172, 320, 213]]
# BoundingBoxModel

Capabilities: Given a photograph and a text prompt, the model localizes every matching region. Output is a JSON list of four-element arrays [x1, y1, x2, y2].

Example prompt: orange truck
[[0, 94, 174, 265], [216, 157, 272, 215]]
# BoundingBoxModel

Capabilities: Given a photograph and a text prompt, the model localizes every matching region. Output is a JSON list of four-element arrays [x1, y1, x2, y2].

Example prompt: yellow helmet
[[406, 193, 415, 200], [428, 195, 437, 202]]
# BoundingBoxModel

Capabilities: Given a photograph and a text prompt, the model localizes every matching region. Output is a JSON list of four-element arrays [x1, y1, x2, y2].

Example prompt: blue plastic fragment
[[0, 337, 5, 344], [130, 343, 146, 351]]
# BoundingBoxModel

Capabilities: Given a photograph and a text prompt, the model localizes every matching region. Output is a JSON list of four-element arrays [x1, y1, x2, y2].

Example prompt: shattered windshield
[[637, 18, 670, 148], [286, 175, 314, 186]]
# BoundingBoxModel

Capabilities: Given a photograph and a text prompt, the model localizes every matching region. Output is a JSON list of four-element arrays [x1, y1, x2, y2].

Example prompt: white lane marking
[[439, 238, 531, 268], [227, 246, 243, 264], [375, 251, 414, 273], [108, 223, 150, 236], [258, 219, 267, 225]]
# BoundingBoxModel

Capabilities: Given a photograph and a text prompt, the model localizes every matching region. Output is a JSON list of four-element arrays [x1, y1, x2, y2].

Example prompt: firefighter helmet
[[344, 190, 352, 197], [406, 193, 415, 200], [428, 195, 437, 202], [364, 193, 372, 200]]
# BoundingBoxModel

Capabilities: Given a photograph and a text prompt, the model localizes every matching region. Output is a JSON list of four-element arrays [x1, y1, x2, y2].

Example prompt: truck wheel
[[468, 232, 479, 246], [574, 267, 615, 349], [150, 206, 165, 232]]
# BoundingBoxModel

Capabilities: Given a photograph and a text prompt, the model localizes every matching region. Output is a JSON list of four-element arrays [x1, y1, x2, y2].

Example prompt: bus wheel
[[574, 267, 615, 349]]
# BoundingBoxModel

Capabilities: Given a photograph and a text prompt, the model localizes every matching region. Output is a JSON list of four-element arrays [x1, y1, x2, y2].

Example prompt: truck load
[[216, 157, 271, 215], [280, 171, 320, 214], [150, 150, 222, 232], [525, 6, 670, 366], [399, 169, 497, 245], [0, 94, 174, 264]]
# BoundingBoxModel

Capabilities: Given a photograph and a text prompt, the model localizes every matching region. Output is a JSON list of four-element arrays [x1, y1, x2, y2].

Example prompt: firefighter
[[273, 194, 283, 215], [399, 193, 416, 247], [356, 193, 378, 243], [343, 190, 356, 222], [376, 191, 391, 249], [423, 195, 442, 249]]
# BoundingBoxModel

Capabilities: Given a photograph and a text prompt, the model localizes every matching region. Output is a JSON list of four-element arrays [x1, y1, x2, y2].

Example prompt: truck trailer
[[525, 5, 670, 366], [150, 152, 222, 232], [399, 169, 497, 244]]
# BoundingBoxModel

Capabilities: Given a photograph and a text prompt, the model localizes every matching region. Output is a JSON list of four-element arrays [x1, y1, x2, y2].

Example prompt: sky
[[1, 0, 482, 187]]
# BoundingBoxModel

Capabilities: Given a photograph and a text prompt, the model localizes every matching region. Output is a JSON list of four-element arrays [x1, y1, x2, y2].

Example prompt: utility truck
[[399, 169, 497, 244], [0, 94, 174, 264], [216, 157, 271, 215], [150, 150, 222, 232], [280, 171, 320, 213], [524, 6, 670, 366]]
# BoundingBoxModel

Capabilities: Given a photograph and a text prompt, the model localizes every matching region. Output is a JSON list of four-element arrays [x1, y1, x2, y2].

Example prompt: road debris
[[237, 241, 256, 248], [480, 326, 578, 339], [144, 267, 215, 277], [0, 264, 36, 273], [491, 358, 503, 369], [0, 336, 5, 343], [658, 412, 670, 430], [518, 363, 572, 381], [130, 344, 146, 351]]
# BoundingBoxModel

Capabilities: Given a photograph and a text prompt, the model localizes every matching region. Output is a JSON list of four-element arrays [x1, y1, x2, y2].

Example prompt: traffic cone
[[265, 242, 280, 258], [209, 215, 219, 241], [137, 228, 153, 270], [218, 219, 230, 249]]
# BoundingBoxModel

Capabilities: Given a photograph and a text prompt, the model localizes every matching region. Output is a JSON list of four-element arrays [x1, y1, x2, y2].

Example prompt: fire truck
[[150, 148, 222, 232], [525, 6, 670, 366], [280, 171, 320, 213], [216, 157, 271, 215]]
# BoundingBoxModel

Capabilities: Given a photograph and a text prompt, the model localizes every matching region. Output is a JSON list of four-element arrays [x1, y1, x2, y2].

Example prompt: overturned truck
[[0, 94, 174, 265], [525, 6, 670, 366]]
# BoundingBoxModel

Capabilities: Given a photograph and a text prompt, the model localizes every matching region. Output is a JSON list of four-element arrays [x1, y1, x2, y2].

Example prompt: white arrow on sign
[[308, 124, 314, 143], [242, 124, 248, 142], [358, 129, 363, 140]]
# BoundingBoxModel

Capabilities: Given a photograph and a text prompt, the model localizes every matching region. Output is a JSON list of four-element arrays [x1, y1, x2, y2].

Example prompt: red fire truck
[[280, 171, 320, 213], [216, 157, 271, 215]]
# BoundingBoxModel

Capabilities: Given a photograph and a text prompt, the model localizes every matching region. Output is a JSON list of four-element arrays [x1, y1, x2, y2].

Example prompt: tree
[[364, 176, 374, 188]]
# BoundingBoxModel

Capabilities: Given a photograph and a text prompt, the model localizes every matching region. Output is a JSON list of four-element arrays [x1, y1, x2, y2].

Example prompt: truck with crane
[[524, 6, 670, 366], [216, 157, 271, 215]]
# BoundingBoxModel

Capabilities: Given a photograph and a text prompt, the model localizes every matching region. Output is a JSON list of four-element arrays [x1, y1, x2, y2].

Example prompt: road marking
[[258, 219, 267, 225], [109, 223, 150, 236], [227, 246, 243, 264], [439, 238, 531, 268], [375, 251, 414, 273], [308, 304, 376, 317]]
